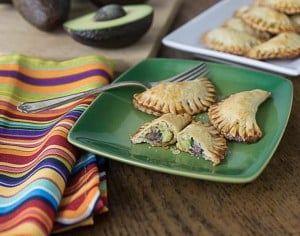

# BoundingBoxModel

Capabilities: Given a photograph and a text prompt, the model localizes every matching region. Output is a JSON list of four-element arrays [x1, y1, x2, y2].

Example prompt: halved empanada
[[133, 78, 216, 116], [130, 113, 192, 147], [208, 89, 271, 143], [254, 0, 300, 15], [246, 32, 300, 59], [201, 27, 262, 55], [176, 121, 227, 166], [223, 17, 272, 41], [237, 5, 296, 34]]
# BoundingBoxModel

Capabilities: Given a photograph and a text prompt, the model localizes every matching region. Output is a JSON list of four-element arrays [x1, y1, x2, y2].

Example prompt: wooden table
[[57, 1, 300, 235]]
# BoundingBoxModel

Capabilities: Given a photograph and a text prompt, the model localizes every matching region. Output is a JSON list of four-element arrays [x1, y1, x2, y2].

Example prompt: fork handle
[[17, 81, 148, 113]]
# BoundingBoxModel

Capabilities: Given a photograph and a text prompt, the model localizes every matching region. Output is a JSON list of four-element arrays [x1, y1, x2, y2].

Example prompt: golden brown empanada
[[201, 27, 262, 56], [176, 121, 227, 166], [246, 32, 300, 59], [130, 113, 192, 147], [234, 5, 251, 18], [254, 0, 300, 15], [133, 77, 216, 117], [237, 5, 296, 34], [290, 14, 300, 32], [223, 17, 272, 41], [208, 89, 271, 143]]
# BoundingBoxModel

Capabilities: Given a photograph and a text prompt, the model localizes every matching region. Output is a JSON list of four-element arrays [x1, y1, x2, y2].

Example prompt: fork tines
[[168, 63, 209, 83]]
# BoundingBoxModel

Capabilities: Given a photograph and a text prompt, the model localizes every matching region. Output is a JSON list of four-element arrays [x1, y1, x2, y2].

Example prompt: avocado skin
[[12, 0, 71, 31], [65, 12, 153, 48], [0, 0, 12, 3], [90, 0, 147, 7]]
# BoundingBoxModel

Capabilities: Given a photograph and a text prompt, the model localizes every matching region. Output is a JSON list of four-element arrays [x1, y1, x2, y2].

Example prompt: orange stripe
[[0, 121, 74, 145], [0, 97, 92, 118], [62, 167, 99, 196], [1, 207, 53, 235], [60, 175, 99, 205], [0, 129, 70, 156], [57, 187, 99, 218], [0, 169, 66, 195], [0, 76, 108, 93], [4, 97, 93, 120], [1, 62, 113, 78]]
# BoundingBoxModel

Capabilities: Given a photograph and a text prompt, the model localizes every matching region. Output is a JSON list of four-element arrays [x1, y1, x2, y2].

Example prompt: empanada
[[130, 113, 192, 147], [208, 89, 271, 143], [201, 27, 262, 56], [223, 17, 272, 41], [290, 14, 300, 33], [176, 121, 227, 166], [133, 78, 216, 116], [254, 0, 300, 15], [237, 5, 296, 34], [246, 32, 300, 59]]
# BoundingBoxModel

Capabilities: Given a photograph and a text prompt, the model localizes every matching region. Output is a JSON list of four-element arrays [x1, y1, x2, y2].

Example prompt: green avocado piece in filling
[[178, 136, 203, 157], [179, 137, 192, 150], [158, 124, 173, 143]]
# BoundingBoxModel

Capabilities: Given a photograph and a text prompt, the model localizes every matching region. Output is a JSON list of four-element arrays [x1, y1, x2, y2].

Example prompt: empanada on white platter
[[246, 32, 300, 59], [223, 17, 272, 41], [238, 5, 296, 34], [290, 14, 300, 32], [208, 89, 271, 143], [201, 27, 262, 56], [133, 78, 216, 116], [254, 0, 300, 14], [130, 113, 192, 147], [176, 121, 227, 166]]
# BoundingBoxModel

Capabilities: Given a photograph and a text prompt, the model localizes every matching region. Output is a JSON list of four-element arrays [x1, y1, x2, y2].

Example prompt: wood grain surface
[[54, 1, 298, 235], [0, 0, 182, 73]]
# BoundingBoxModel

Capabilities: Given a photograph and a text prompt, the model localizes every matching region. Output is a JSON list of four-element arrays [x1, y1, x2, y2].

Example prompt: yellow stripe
[[0, 169, 67, 195]]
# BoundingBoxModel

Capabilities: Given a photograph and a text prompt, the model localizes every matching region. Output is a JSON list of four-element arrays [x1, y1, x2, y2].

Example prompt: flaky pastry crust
[[201, 27, 262, 55], [133, 77, 216, 116], [237, 5, 296, 34], [254, 0, 300, 14], [246, 32, 300, 59], [208, 89, 271, 143]]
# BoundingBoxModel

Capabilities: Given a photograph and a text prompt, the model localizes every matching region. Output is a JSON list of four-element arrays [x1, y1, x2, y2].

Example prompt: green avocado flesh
[[157, 124, 173, 143], [64, 5, 152, 30], [63, 4, 153, 48], [179, 137, 192, 150]]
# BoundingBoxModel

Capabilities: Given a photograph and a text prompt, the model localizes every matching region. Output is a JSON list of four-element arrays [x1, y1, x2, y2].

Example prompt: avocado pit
[[94, 4, 126, 21], [89, 0, 148, 7], [63, 4, 154, 48]]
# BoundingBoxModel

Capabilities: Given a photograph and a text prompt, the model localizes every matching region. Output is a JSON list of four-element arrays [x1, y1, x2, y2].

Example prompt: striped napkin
[[0, 54, 114, 235]]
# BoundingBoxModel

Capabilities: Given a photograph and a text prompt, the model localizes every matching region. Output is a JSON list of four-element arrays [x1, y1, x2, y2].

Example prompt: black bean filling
[[189, 138, 203, 156], [146, 128, 162, 142]]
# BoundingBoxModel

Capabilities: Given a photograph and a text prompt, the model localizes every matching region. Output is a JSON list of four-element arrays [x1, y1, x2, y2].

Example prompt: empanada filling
[[189, 138, 204, 157], [178, 136, 204, 158], [145, 122, 173, 144]]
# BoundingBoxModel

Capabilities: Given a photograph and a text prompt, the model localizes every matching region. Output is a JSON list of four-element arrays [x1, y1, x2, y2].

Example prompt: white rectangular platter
[[162, 0, 300, 77]]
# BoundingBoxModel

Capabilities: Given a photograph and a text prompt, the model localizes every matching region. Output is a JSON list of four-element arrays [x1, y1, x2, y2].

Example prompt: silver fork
[[17, 62, 209, 113]]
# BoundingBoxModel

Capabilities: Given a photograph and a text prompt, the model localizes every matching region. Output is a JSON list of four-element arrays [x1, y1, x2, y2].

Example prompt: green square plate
[[68, 58, 293, 183]]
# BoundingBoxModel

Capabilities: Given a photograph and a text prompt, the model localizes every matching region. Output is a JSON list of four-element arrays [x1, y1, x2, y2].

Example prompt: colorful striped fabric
[[0, 54, 114, 235], [53, 153, 108, 233]]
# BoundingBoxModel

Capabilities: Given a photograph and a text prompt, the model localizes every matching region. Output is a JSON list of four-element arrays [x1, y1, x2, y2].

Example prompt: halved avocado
[[63, 4, 153, 48]]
